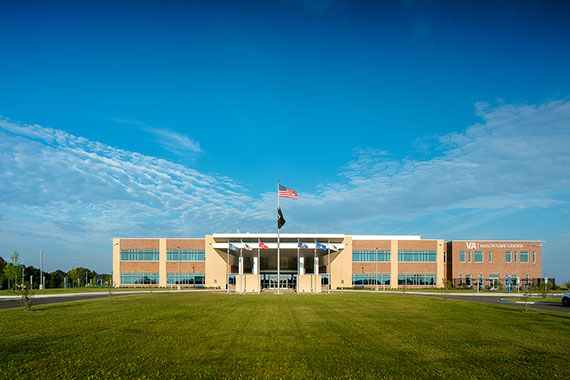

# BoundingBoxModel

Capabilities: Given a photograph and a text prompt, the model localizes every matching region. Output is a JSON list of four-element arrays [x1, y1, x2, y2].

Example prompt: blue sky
[[1, 0, 569, 281]]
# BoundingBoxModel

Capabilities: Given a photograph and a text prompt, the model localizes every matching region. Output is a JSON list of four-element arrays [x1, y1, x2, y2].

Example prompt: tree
[[6, 251, 33, 311], [49, 270, 66, 288], [0, 256, 6, 289], [3, 251, 23, 290]]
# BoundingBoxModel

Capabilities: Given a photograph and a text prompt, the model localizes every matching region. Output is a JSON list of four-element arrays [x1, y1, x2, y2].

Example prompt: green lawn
[[1, 293, 569, 379], [0, 286, 205, 296]]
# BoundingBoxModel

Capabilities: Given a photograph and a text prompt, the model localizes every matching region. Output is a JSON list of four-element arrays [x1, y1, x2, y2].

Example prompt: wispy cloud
[[0, 117, 250, 244], [253, 100, 570, 233], [1, 100, 569, 272], [114, 118, 202, 155]]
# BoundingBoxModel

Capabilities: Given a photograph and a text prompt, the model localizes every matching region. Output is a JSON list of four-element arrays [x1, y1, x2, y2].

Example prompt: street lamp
[[177, 246, 181, 291]]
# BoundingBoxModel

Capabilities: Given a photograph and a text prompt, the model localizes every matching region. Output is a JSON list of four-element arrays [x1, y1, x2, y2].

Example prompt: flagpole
[[226, 243, 229, 294], [328, 239, 331, 294], [277, 179, 280, 295], [258, 238, 261, 294], [297, 237, 300, 294]]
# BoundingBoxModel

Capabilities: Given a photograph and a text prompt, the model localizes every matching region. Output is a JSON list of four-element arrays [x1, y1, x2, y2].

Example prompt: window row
[[398, 251, 437, 262], [120, 273, 159, 285], [120, 250, 159, 261], [460, 250, 536, 264], [167, 250, 205, 261], [352, 274, 391, 286], [352, 250, 390, 262], [398, 274, 437, 286], [166, 273, 205, 285]]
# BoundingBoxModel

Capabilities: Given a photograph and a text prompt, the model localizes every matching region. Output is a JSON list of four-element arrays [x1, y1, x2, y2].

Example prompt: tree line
[[0, 251, 112, 290]]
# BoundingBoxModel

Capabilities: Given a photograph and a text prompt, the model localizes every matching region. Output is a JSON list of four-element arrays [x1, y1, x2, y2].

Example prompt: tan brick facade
[[113, 236, 542, 289]]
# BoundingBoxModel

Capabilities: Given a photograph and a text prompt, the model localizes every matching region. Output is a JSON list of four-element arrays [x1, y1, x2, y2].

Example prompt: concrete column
[[239, 256, 243, 275], [159, 239, 167, 287], [437, 239, 444, 287], [112, 238, 120, 287], [299, 257, 305, 275], [204, 235, 226, 289], [252, 256, 258, 275], [314, 257, 319, 275], [390, 240, 399, 289]]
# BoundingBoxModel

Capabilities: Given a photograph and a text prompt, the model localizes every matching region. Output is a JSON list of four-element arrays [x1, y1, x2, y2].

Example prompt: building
[[112, 234, 542, 291]]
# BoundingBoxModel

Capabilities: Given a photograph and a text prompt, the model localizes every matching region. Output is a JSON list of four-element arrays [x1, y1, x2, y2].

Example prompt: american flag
[[278, 184, 298, 200]]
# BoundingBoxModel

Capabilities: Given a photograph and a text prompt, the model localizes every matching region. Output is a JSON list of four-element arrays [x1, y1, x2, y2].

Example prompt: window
[[167, 250, 205, 261], [520, 251, 529, 263], [468, 251, 472, 263], [466, 274, 472, 286], [506, 251, 511, 263], [514, 251, 517, 263], [321, 274, 330, 286], [489, 251, 492, 263], [352, 274, 390, 286], [398, 274, 436, 286], [444, 251, 446, 263], [398, 251, 437, 262], [532, 251, 536, 263], [120, 249, 159, 261], [474, 251, 483, 263], [120, 273, 159, 285], [352, 250, 390, 262], [167, 273, 205, 285], [460, 250, 466, 263], [459, 274, 463, 286]]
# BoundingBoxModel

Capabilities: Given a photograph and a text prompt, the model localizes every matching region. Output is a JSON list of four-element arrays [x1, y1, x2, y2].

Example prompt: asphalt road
[[418, 293, 570, 313], [0, 293, 127, 310]]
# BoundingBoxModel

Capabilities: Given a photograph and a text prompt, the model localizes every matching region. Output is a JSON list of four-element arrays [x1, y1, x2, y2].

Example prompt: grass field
[[1, 293, 569, 379]]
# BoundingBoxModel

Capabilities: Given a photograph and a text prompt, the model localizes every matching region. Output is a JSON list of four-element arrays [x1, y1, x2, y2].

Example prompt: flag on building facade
[[298, 241, 308, 249], [229, 243, 238, 251], [316, 242, 327, 250], [259, 241, 269, 250], [277, 207, 286, 229], [278, 184, 298, 200], [243, 243, 253, 251]]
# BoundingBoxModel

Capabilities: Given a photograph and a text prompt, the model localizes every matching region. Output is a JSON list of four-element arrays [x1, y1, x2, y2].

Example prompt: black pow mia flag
[[277, 207, 286, 229]]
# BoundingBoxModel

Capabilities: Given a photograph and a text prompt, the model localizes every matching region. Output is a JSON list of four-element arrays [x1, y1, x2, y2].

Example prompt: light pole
[[177, 246, 181, 291], [40, 250, 44, 290]]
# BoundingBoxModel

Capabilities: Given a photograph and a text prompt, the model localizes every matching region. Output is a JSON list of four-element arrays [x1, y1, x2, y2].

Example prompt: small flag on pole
[[243, 243, 253, 251], [277, 207, 286, 229], [259, 241, 269, 250], [229, 243, 238, 252], [316, 242, 327, 250], [298, 241, 308, 249], [278, 184, 298, 200]]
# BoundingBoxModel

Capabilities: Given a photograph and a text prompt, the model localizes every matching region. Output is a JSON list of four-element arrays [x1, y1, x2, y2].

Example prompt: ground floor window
[[321, 274, 329, 287], [166, 273, 205, 285], [352, 274, 390, 286], [398, 274, 436, 286], [120, 273, 159, 285]]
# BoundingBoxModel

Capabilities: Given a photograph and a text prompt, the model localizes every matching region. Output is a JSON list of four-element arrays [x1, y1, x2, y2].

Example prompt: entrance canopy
[[212, 233, 345, 257]]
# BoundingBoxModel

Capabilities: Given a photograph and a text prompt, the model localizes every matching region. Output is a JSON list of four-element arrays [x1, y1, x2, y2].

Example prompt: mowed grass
[[1, 293, 569, 379]]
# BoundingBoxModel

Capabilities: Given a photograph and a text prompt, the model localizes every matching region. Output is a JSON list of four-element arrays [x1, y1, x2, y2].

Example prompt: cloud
[[1, 100, 569, 272], [0, 117, 252, 243], [144, 127, 202, 155], [254, 100, 570, 232], [113, 118, 202, 155]]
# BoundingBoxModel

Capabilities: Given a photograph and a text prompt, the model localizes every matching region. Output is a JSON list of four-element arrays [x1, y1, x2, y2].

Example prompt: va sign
[[466, 242, 477, 249]]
